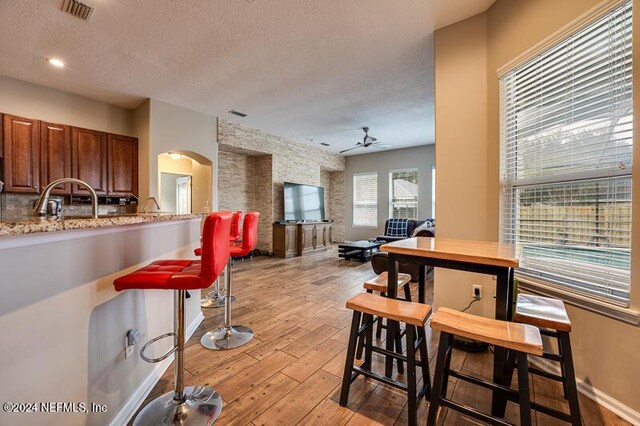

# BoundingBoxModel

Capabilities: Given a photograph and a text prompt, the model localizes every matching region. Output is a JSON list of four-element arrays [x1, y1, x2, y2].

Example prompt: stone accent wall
[[218, 149, 253, 214], [328, 171, 346, 242], [218, 119, 345, 252]]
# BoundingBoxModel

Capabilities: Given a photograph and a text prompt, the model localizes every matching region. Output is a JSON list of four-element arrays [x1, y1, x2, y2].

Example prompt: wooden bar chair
[[427, 307, 543, 426], [340, 293, 431, 426], [356, 272, 412, 368], [512, 293, 582, 425]]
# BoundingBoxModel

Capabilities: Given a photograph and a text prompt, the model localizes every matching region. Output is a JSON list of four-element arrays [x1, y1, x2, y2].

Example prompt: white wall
[[0, 220, 202, 426], [344, 145, 435, 241]]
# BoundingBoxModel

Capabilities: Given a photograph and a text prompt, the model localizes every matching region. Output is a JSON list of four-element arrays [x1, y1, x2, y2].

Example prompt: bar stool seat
[[428, 308, 542, 426], [513, 294, 581, 425], [515, 293, 571, 331], [114, 211, 232, 425], [363, 272, 411, 293], [433, 307, 543, 355], [341, 293, 431, 426]]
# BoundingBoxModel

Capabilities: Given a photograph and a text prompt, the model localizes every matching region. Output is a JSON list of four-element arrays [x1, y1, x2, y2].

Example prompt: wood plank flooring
[[138, 248, 630, 425]]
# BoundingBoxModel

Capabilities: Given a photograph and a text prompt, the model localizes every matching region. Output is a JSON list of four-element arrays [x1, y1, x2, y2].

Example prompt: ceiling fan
[[339, 127, 382, 154]]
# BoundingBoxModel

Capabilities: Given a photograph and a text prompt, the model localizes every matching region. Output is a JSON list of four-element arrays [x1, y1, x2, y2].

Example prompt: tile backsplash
[[0, 193, 136, 221]]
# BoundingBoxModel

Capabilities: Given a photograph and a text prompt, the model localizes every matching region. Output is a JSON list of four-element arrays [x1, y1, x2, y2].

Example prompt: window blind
[[499, 0, 633, 305], [390, 169, 419, 219], [353, 173, 378, 226]]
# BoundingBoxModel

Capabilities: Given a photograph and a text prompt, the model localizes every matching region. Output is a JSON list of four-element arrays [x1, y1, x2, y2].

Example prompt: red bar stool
[[201, 211, 260, 350], [113, 211, 232, 425], [200, 210, 242, 308]]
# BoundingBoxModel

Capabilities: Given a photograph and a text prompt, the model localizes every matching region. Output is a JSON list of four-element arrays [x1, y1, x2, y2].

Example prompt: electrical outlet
[[124, 328, 140, 360], [124, 336, 134, 359], [472, 285, 482, 300]]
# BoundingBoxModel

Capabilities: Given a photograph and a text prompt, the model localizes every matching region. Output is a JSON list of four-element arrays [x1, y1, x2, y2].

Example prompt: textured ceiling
[[0, 0, 494, 155]]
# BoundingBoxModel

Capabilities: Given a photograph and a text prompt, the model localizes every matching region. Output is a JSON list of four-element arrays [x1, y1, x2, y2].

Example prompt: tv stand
[[272, 221, 333, 258]]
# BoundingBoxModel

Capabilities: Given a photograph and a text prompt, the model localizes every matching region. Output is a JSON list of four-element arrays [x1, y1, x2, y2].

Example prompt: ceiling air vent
[[228, 110, 248, 118], [61, 0, 94, 21]]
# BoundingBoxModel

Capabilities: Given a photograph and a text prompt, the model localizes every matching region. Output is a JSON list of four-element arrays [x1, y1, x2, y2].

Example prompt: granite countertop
[[0, 213, 202, 237]]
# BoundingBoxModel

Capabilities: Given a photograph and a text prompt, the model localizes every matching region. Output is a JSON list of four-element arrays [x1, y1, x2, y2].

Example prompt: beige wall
[[146, 100, 217, 211], [217, 119, 344, 252], [0, 76, 134, 136], [434, 0, 640, 414]]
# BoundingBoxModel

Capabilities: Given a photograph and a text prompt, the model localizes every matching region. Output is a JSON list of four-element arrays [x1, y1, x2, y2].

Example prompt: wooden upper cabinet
[[40, 122, 72, 194], [108, 134, 138, 196], [71, 127, 108, 195], [2, 114, 40, 193]]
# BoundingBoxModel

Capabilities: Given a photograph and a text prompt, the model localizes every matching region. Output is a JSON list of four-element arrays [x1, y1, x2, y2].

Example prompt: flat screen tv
[[284, 182, 325, 221]]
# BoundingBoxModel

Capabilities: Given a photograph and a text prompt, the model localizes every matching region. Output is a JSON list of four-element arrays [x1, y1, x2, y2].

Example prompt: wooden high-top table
[[380, 237, 520, 418]]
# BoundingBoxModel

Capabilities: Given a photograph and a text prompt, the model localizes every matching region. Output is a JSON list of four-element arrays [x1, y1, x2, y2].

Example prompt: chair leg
[[441, 335, 454, 397], [340, 311, 362, 407], [427, 332, 452, 426], [376, 291, 386, 339], [394, 321, 405, 374], [559, 331, 582, 426], [356, 289, 375, 359], [363, 314, 374, 371], [557, 332, 569, 400], [417, 325, 431, 398], [517, 351, 532, 426], [403, 283, 412, 302], [405, 324, 417, 426]]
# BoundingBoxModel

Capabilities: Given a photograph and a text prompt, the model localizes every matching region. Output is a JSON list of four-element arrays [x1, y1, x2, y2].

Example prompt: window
[[431, 166, 436, 219], [389, 169, 419, 219], [499, 1, 633, 306], [353, 172, 378, 227]]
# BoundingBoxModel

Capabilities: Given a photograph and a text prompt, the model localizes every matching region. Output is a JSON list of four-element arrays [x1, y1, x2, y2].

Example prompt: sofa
[[375, 219, 435, 243], [372, 218, 436, 282]]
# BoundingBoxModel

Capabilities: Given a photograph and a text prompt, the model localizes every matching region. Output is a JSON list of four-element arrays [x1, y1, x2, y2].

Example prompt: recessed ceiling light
[[48, 58, 65, 68], [168, 152, 182, 160]]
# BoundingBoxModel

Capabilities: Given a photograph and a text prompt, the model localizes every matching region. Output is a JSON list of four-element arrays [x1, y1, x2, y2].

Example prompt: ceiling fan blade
[[339, 146, 361, 154]]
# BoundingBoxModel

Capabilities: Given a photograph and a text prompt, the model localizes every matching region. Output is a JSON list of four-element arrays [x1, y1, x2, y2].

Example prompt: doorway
[[161, 173, 192, 213]]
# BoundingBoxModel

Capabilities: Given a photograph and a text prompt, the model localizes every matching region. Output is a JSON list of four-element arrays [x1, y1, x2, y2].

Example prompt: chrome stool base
[[200, 325, 254, 350], [133, 386, 222, 426], [201, 294, 235, 309]]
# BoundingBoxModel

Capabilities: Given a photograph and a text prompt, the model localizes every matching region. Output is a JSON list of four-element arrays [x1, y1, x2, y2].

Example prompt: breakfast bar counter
[[0, 213, 204, 425]]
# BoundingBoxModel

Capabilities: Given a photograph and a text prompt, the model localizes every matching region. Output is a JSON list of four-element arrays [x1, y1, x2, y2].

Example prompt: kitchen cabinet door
[[71, 127, 107, 195], [108, 134, 138, 196], [40, 122, 72, 194], [2, 114, 39, 193]]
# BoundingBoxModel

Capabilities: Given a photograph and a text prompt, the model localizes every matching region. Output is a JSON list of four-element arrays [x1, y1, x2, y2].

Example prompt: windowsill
[[515, 274, 640, 325]]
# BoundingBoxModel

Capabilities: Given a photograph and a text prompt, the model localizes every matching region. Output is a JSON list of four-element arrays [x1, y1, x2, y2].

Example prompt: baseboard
[[109, 311, 205, 426], [529, 357, 640, 425]]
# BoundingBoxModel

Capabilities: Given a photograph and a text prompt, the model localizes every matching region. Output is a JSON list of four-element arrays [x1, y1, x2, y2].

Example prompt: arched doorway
[[157, 150, 212, 214]]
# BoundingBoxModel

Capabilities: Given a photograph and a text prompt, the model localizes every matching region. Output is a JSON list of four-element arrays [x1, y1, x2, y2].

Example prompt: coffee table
[[338, 240, 383, 261]]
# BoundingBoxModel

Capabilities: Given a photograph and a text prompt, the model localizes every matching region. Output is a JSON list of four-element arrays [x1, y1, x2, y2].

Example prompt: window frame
[[388, 168, 419, 220], [352, 172, 379, 228], [498, 0, 634, 315]]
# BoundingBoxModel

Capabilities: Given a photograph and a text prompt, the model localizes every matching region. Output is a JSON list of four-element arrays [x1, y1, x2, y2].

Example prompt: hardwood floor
[[139, 248, 629, 425]]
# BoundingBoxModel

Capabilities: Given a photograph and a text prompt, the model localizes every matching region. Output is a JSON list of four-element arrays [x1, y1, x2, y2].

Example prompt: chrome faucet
[[33, 178, 99, 219]]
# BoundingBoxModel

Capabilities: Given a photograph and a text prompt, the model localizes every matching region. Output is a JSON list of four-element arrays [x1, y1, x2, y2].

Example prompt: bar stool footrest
[[140, 332, 177, 363]]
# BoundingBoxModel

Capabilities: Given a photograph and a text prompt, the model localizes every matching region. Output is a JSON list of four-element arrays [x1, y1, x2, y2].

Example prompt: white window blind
[[499, 1, 633, 306], [353, 173, 378, 226], [389, 169, 419, 219]]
